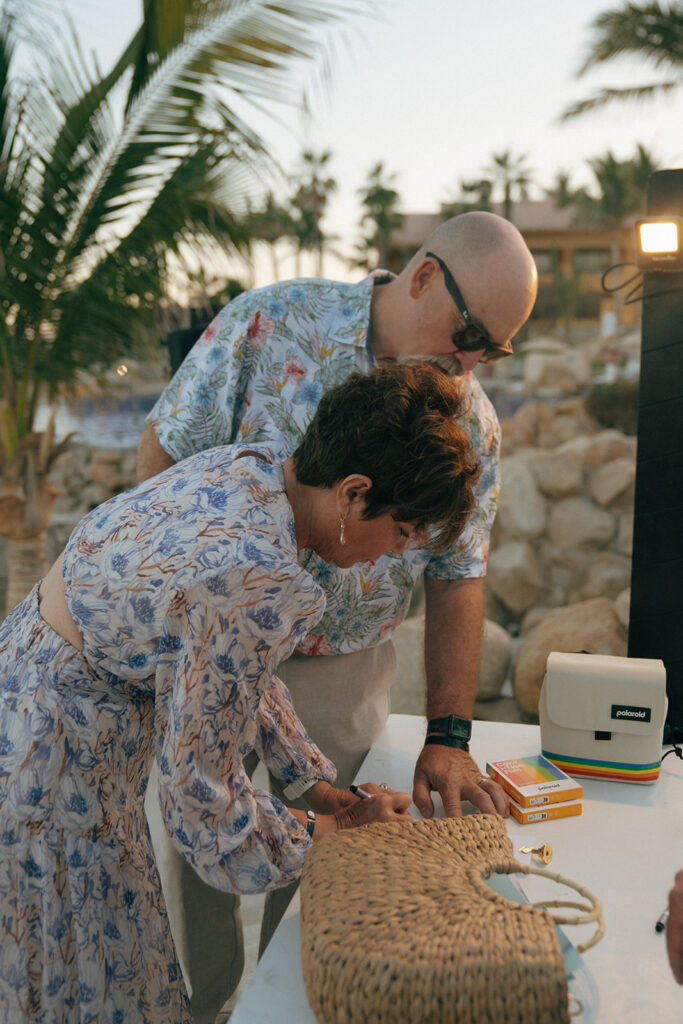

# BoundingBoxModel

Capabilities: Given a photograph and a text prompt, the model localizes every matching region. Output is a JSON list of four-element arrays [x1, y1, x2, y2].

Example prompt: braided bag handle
[[468, 861, 605, 953]]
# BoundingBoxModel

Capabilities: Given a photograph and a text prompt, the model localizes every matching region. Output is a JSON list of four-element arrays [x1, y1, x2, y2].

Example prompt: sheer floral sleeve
[[153, 570, 333, 894]]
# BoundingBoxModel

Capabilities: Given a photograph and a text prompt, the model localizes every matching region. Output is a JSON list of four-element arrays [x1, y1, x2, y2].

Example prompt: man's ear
[[408, 257, 438, 299]]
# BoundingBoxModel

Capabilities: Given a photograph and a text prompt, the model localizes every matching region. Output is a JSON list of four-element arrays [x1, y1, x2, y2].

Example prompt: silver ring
[[477, 777, 488, 788], [379, 782, 389, 789]]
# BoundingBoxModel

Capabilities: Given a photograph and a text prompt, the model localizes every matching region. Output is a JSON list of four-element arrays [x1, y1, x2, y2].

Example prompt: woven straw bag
[[300, 815, 602, 1024]]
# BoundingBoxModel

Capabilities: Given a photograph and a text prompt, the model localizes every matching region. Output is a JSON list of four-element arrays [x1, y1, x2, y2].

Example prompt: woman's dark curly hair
[[292, 363, 481, 553]]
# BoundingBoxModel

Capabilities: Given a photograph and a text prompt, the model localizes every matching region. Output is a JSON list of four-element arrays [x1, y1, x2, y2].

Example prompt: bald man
[[137, 211, 538, 1021]]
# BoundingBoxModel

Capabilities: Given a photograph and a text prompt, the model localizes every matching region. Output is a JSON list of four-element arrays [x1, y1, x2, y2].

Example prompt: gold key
[[519, 842, 553, 865]]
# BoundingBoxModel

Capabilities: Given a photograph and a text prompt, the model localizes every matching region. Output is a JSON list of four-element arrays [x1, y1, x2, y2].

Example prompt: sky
[[63, 0, 683, 282]]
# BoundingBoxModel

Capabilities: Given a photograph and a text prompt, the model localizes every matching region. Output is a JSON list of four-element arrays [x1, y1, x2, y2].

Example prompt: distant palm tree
[[289, 149, 337, 276], [484, 150, 533, 223], [562, 1, 683, 119], [0, 0, 366, 614], [244, 193, 297, 282], [352, 162, 403, 270]]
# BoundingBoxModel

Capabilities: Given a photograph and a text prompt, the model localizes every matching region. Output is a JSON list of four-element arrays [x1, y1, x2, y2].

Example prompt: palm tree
[[484, 149, 533, 223], [562, 1, 683, 119], [244, 192, 297, 282], [352, 161, 403, 270], [289, 149, 337, 276], [0, 0, 367, 614]]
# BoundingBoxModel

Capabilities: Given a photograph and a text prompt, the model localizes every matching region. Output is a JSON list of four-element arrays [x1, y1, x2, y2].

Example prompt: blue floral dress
[[0, 447, 335, 1022]]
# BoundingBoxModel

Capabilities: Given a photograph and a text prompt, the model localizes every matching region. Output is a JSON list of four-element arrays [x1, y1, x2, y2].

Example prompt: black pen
[[656, 907, 669, 933], [350, 784, 372, 799]]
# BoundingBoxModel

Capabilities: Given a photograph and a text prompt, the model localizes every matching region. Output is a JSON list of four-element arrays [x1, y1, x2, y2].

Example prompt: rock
[[499, 402, 555, 451], [487, 541, 546, 614], [477, 619, 514, 700], [529, 447, 584, 497], [523, 350, 591, 396], [391, 617, 426, 715], [547, 497, 615, 549], [585, 429, 637, 468], [587, 458, 636, 507], [391, 615, 513, 712], [616, 511, 634, 556], [514, 598, 627, 715], [571, 553, 632, 602], [496, 458, 547, 538], [615, 588, 631, 629]]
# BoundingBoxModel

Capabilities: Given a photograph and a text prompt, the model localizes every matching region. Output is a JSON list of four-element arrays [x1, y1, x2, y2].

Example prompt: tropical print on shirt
[[149, 273, 501, 655]]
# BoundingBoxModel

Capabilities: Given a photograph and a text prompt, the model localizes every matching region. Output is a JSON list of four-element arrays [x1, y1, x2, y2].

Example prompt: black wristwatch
[[424, 714, 472, 751]]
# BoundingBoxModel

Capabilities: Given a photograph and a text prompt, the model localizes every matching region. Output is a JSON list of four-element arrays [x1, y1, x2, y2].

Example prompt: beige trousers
[[146, 640, 396, 1024]]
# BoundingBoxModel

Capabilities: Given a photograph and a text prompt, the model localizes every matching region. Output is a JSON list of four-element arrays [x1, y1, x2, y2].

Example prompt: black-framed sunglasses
[[425, 251, 512, 363]]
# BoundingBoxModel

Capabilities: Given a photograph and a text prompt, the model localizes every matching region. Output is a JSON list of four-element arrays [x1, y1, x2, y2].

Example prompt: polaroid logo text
[[611, 704, 651, 723]]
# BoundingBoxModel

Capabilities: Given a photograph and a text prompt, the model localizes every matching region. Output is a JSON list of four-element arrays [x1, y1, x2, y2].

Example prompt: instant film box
[[486, 754, 583, 808], [509, 797, 582, 826]]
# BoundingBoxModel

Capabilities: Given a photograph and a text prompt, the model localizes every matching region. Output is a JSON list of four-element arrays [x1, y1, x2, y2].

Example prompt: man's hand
[[667, 871, 683, 984], [413, 743, 509, 819]]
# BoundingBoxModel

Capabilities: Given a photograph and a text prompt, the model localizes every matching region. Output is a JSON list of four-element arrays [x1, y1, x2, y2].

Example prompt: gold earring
[[339, 514, 347, 545]]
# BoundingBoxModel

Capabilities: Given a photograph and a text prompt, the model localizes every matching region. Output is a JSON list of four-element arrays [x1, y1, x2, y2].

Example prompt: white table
[[230, 715, 683, 1023]]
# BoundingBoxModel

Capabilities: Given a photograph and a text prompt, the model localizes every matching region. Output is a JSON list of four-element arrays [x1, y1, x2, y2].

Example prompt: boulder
[[548, 497, 615, 549], [477, 619, 514, 700], [487, 541, 546, 615], [514, 598, 627, 715], [523, 350, 591, 396], [529, 447, 584, 497], [616, 512, 634, 557], [571, 553, 632, 603], [499, 402, 555, 451], [584, 430, 637, 468], [615, 588, 631, 629], [496, 458, 547, 538], [391, 615, 513, 712], [587, 458, 636, 507]]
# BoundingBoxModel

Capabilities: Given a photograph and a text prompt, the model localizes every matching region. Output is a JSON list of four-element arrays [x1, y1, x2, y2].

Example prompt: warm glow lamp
[[634, 215, 683, 270]]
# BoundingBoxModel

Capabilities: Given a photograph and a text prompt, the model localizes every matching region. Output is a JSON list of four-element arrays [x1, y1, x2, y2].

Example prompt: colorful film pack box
[[509, 798, 582, 825], [486, 754, 583, 808]]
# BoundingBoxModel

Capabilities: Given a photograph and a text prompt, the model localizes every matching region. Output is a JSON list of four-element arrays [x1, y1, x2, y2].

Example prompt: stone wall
[[392, 394, 635, 722], [1, 388, 637, 726]]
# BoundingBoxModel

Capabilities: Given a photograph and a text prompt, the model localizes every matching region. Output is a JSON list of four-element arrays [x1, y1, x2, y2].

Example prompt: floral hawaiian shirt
[[149, 273, 501, 655]]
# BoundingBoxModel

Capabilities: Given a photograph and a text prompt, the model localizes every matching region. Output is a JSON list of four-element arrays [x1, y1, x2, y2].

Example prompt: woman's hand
[[305, 780, 401, 815], [334, 789, 412, 830], [298, 781, 412, 838]]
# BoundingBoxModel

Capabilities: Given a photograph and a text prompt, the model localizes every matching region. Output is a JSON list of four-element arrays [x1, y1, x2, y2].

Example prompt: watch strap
[[424, 735, 470, 751], [427, 715, 472, 741]]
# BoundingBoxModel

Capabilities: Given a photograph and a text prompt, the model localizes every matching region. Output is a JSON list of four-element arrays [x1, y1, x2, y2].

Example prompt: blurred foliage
[[0, 0, 369, 469], [584, 379, 640, 434], [563, 1, 683, 119]]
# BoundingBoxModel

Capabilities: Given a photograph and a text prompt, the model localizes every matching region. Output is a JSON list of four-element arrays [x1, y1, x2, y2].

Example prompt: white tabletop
[[230, 715, 683, 1023]]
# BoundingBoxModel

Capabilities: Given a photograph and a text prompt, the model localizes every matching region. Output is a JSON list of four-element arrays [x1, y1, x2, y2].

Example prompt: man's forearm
[[136, 423, 177, 483], [423, 577, 484, 720]]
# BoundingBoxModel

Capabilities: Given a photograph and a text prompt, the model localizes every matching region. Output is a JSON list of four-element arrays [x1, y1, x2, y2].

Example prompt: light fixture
[[634, 216, 683, 271]]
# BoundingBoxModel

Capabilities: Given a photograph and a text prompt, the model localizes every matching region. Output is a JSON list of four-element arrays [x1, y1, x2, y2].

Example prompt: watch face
[[447, 716, 472, 740]]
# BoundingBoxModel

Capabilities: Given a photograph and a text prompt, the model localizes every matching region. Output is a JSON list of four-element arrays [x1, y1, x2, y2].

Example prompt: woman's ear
[[336, 474, 373, 513]]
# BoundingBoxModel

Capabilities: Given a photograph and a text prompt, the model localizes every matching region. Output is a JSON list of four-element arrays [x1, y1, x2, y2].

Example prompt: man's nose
[[454, 348, 485, 372]]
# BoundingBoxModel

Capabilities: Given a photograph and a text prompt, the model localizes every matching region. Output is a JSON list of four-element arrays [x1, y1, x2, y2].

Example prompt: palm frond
[[577, 2, 683, 76], [561, 78, 680, 119]]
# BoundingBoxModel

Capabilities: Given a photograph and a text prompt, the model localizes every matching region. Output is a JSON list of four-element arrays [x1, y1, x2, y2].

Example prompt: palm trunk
[[0, 433, 59, 618], [4, 535, 50, 615]]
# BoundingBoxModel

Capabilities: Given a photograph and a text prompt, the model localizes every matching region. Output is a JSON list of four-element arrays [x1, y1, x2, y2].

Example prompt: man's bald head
[[409, 211, 538, 348]]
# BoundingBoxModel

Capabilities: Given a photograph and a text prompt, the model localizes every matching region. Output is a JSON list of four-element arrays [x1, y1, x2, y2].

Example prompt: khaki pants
[[146, 641, 396, 1024]]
